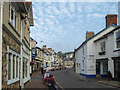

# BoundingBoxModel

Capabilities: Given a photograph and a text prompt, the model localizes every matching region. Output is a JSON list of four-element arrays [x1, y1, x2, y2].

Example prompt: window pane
[[15, 13, 17, 29], [16, 57, 18, 78], [11, 8, 14, 26], [13, 55, 15, 79], [116, 31, 120, 40], [117, 41, 120, 48], [26, 60, 27, 77], [23, 58, 25, 79], [8, 54, 11, 80]]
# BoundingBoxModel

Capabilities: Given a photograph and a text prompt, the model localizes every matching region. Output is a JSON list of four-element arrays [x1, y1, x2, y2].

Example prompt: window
[[82, 47, 84, 55], [115, 30, 120, 49], [32, 48, 36, 54], [23, 58, 29, 79], [82, 60, 84, 67], [9, 4, 17, 30], [7, 46, 20, 85], [100, 41, 106, 52]]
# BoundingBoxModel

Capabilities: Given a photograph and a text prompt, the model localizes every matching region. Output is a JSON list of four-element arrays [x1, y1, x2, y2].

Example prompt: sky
[[29, 1, 118, 53]]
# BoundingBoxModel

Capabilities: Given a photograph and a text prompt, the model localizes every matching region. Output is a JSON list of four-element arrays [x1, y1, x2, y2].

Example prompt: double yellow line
[[56, 81, 64, 90]]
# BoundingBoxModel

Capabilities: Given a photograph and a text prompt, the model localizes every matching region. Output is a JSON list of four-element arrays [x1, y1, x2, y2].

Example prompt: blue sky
[[30, 1, 118, 53]]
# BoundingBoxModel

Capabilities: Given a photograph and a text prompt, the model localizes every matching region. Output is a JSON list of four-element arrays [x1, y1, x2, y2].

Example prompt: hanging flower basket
[[30, 62, 35, 66]]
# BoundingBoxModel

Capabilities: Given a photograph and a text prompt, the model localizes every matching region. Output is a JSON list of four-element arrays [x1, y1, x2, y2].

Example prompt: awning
[[34, 58, 43, 62]]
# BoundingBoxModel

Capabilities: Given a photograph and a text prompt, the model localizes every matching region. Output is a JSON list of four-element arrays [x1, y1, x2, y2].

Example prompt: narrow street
[[50, 68, 117, 88]]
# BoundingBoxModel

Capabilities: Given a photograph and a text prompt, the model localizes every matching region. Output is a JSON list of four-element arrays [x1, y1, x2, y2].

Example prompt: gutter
[[0, 2, 4, 90]]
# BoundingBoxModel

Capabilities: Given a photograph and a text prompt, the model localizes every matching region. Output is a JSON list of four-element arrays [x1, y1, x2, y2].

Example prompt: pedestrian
[[107, 71, 112, 81], [41, 67, 43, 75], [44, 70, 49, 79]]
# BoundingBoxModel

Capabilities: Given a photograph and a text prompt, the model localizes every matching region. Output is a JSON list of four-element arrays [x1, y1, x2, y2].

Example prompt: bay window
[[7, 46, 20, 85]]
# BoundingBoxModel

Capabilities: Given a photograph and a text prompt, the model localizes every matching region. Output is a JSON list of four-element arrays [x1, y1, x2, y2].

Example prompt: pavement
[[69, 68, 120, 88], [24, 72, 48, 89], [98, 80, 120, 88]]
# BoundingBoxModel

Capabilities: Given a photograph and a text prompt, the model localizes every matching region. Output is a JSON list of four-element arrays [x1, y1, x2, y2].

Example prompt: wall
[[86, 25, 115, 76], [107, 33, 115, 78], [2, 2, 21, 88], [3, 3, 21, 42]]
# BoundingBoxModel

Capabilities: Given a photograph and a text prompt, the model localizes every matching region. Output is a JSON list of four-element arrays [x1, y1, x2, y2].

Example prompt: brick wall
[[105, 14, 117, 27], [86, 31, 94, 40]]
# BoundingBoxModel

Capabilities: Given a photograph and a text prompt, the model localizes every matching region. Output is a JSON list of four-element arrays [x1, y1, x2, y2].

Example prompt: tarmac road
[[49, 68, 118, 89]]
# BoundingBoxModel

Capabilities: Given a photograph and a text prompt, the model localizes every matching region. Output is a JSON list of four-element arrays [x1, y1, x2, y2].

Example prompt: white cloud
[[45, 18, 54, 25], [77, 5, 83, 13], [86, 13, 104, 18], [67, 2, 76, 13]]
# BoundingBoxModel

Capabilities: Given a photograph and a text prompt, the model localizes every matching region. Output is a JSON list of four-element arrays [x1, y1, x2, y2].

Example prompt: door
[[114, 60, 120, 80], [96, 62, 100, 74]]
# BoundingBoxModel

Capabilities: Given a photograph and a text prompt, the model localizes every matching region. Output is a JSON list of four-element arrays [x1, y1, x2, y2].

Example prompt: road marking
[[56, 81, 64, 90]]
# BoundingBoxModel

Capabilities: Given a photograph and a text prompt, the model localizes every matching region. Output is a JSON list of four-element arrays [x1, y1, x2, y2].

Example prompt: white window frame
[[6, 46, 20, 85], [23, 57, 29, 83], [114, 29, 120, 50], [100, 41, 106, 52], [9, 4, 17, 30]]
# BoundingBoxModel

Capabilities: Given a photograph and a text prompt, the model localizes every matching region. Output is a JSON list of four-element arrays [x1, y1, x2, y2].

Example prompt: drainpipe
[[0, 2, 4, 90], [20, 20, 24, 89], [30, 41, 32, 81]]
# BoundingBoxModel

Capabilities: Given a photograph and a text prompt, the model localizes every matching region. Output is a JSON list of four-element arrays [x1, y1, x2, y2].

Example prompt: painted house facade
[[75, 14, 117, 77], [94, 25, 120, 80], [20, 1, 34, 88], [34, 47, 44, 71], [30, 37, 37, 73], [1, 1, 34, 89]]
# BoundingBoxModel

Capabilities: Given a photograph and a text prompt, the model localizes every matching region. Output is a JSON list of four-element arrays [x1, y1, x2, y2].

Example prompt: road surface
[[50, 68, 117, 88]]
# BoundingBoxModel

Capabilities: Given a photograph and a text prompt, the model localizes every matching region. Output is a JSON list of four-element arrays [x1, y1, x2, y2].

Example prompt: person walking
[[41, 67, 43, 75]]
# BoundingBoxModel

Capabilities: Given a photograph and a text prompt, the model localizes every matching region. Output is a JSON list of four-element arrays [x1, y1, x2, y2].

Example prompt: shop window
[[7, 46, 20, 85]]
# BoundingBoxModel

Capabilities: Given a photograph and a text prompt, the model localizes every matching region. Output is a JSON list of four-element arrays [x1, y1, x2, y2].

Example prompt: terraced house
[[0, 1, 34, 89]]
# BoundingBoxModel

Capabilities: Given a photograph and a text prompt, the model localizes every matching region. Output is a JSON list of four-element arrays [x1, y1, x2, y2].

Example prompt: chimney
[[42, 45, 46, 50], [86, 31, 94, 40], [105, 14, 117, 27], [48, 48, 52, 50]]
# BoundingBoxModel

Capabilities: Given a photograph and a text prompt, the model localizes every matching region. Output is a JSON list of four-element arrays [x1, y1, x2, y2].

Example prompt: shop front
[[112, 57, 120, 80], [96, 58, 108, 77]]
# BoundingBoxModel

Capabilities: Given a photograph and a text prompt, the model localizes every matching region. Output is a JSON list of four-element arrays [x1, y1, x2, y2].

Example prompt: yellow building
[[1, 1, 34, 89]]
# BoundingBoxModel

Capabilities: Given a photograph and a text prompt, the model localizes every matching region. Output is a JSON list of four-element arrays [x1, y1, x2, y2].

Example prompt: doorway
[[114, 60, 120, 80], [96, 62, 100, 74]]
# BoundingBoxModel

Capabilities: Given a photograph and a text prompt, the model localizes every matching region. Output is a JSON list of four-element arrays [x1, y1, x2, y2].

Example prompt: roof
[[30, 37, 37, 44], [75, 24, 117, 53], [11, 1, 34, 26], [11, 2, 27, 14], [25, 1, 34, 26], [36, 47, 43, 51], [94, 25, 120, 42]]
